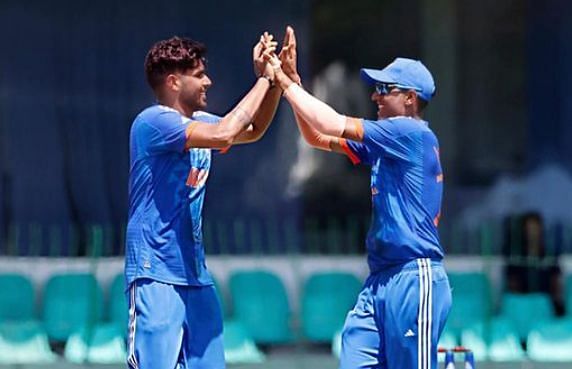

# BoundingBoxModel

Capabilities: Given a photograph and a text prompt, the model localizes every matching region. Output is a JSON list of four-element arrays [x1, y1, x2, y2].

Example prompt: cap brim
[[360, 68, 397, 85]]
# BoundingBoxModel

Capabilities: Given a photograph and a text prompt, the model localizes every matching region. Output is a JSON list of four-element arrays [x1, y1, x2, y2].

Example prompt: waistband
[[370, 258, 443, 276]]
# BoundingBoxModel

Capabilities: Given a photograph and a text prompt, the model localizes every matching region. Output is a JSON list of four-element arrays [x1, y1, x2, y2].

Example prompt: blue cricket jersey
[[343, 117, 444, 272], [125, 105, 220, 287]]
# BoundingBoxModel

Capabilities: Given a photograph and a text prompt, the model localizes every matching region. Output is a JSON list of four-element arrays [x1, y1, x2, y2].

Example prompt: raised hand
[[253, 32, 278, 80], [278, 26, 300, 84]]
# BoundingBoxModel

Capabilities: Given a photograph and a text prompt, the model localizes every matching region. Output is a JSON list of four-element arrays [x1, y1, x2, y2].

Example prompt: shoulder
[[141, 104, 188, 120], [379, 117, 430, 136], [192, 110, 222, 124], [138, 105, 189, 126]]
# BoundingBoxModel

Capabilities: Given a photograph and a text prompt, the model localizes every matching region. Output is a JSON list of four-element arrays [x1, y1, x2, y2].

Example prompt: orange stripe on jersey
[[433, 211, 441, 227], [339, 138, 361, 165], [219, 146, 231, 154], [346, 117, 364, 140], [186, 121, 199, 138], [186, 168, 199, 187]]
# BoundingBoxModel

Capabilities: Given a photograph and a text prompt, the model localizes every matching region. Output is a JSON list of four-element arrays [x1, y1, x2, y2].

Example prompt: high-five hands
[[278, 26, 300, 85], [253, 26, 301, 90], [253, 32, 278, 83]]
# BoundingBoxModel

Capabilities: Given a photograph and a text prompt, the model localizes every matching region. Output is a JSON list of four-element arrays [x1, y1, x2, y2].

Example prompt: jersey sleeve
[[191, 111, 229, 154], [342, 138, 372, 165], [360, 118, 413, 162], [142, 110, 189, 154]]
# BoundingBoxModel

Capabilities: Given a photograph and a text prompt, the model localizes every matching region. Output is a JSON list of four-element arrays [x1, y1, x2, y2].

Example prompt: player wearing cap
[[125, 35, 280, 369], [269, 27, 451, 369]]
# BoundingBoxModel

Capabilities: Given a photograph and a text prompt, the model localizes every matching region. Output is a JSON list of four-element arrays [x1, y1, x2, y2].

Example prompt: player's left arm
[[232, 85, 282, 144]]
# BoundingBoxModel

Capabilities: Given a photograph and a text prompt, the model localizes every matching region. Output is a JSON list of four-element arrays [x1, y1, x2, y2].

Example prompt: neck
[[157, 94, 194, 118], [405, 107, 422, 120]]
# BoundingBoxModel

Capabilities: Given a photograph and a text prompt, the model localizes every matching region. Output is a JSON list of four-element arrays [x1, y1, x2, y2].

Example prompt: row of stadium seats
[[0, 273, 125, 364], [0, 270, 363, 364], [3, 270, 572, 364], [440, 272, 572, 362]]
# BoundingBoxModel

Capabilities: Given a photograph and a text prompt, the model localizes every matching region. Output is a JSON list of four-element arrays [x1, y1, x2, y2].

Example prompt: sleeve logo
[[186, 167, 209, 188]]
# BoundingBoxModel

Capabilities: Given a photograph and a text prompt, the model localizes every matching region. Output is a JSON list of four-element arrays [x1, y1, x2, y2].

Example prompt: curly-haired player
[[125, 35, 280, 369]]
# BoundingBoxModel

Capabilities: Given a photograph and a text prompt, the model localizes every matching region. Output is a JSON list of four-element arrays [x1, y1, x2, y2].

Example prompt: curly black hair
[[144, 36, 207, 90]]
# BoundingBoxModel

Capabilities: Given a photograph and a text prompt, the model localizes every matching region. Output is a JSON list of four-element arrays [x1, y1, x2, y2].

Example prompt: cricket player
[[270, 27, 452, 369], [125, 35, 279, 369]]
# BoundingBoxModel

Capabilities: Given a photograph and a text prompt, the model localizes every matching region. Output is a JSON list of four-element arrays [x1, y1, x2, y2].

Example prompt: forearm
[[216, 77, 273, 144], [294, 110, 332, 151], [234, 85, 282, 144], [275, 71, 346, 137]]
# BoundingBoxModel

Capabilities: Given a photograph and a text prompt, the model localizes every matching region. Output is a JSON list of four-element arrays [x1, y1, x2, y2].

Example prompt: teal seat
[[301, 272, 362, 342], [499, 292, 554, 342], [228, 270, 293, 344], [460, 322, 487, 361], [487, 317, 525, 362], [0, 321, 56, 364], [64, 323, 126, 364], [447, 272, 491, 336], [332, 329, 342, 358], [0, 274, 35, 322], [109, 274, 127, 333], [438, 322, 458, 351], [527, 318, 572, 362], [566, 274, 572, 317], [212, 277, 227, 319], [223, 320, 265, 364], [42, 273, 104, 342]]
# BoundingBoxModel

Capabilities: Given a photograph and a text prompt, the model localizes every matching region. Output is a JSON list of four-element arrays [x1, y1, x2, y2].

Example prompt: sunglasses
[[374, 82, 421, 95]]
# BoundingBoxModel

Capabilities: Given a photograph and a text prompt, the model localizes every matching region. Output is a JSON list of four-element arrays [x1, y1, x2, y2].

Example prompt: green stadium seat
[[223, 320, 265, 364], [0, 274, 35, 322], [527, 318, 572, 362], [446, 272, 491, 337], [228, 270, 293, 344], [460, 322, 487, 361], [0, 321, 56, 364], [64, 323, 126, 364], [215, 276, 264, 363], [212, 276, 227, 319], [332, 329, 342, 358], [499, 292, 554, 342], [301, 272, 362, 342], [487, 317, 525, 362], [438, 322, 458, 351], [566, 274, 572, 317], [108, 274, 127, 331], [42, 273, 104, 342]]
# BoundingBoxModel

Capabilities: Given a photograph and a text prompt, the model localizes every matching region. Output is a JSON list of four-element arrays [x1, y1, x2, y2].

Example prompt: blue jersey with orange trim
[[344, 117, 444, 272], [125, 105, 221, 287]]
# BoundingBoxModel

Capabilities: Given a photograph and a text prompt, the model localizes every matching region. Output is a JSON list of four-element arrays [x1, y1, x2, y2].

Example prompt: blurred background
[[1, 0, 572, 368]]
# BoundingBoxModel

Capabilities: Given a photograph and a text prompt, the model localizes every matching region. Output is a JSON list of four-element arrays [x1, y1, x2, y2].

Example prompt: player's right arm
[[292, 109, 348, 155], [183, 76, 272, 150], [183, 35, 277, 150], [275, 26, 364, 152]]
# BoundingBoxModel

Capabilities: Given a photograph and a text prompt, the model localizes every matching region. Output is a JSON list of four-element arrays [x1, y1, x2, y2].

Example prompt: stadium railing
[[2, 217, 571, 256]]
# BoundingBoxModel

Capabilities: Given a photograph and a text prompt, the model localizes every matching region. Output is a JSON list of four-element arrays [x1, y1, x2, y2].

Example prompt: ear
[[404, 90, 417, 106], [165, 74, 181, 92]]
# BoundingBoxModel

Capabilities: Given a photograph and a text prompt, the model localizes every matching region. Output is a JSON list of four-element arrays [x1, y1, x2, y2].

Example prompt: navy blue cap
[[361, 58, 435, 102]]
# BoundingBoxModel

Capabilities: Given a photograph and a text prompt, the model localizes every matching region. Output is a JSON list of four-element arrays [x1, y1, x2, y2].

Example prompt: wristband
[[259, 75, 274, 87]]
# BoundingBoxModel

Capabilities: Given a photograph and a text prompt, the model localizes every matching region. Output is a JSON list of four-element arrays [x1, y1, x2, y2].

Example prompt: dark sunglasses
[[375, 82, 421, 95]]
